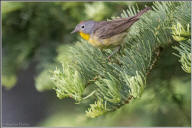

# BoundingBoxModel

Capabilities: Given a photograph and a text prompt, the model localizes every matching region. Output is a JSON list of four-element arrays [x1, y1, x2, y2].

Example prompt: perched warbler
[[71, 7, 151, 59]]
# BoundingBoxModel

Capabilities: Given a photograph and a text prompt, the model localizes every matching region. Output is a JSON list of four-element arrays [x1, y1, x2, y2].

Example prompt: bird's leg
[[107, 46, 121, 60]]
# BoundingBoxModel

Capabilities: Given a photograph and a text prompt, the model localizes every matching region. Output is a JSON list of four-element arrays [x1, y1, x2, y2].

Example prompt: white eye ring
[[81, 25, 85, 29]]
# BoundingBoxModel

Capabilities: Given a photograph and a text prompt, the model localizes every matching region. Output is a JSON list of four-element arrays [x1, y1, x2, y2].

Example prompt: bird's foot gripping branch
[[50, 2, 191, 118]]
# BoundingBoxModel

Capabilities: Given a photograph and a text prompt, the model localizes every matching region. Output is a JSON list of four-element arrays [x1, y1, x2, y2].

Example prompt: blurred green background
[[2, 2, 191, 126]]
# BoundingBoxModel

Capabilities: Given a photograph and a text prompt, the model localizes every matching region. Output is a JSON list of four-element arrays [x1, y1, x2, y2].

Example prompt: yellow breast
[[79, 32, 90, 41], [79, 32, 127, 49], [88, 33, 127, 49]]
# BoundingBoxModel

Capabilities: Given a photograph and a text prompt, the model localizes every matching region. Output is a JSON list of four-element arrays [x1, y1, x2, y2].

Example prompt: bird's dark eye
[[81, 25, 85, 29]]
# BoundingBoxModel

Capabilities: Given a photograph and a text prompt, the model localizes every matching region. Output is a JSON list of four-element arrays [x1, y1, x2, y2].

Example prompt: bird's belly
[[88, 33, 127, 49]]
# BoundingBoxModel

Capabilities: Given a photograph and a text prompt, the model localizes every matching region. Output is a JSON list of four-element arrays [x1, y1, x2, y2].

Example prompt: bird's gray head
[[71, 20, 96, 34]]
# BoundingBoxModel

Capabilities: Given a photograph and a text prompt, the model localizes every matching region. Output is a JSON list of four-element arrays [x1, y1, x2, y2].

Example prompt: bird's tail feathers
[[136, 7, 151, 18]]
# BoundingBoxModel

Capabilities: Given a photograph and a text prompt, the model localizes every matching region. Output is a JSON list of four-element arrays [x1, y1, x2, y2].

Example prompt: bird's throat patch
[[79, 32, 90, 41]]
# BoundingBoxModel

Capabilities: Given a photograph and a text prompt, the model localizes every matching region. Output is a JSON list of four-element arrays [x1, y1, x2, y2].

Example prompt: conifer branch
[[172, 23, 191, 73], [50, 2, 191, 118]]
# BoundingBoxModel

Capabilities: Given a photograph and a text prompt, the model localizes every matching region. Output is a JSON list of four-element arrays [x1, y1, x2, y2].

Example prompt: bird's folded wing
[[94, 16, 139, 39]]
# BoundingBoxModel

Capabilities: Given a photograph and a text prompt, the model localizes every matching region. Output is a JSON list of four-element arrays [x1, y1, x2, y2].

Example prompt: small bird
[[71, 7, 151, 59]]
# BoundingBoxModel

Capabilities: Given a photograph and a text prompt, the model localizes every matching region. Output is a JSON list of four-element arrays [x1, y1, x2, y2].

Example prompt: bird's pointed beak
[[71, 28, 78, 34]]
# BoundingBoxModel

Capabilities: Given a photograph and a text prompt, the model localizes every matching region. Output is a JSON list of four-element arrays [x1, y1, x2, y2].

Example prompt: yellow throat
[[79, 32, 90, 41]]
